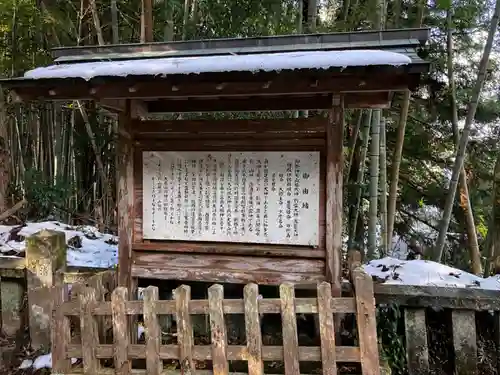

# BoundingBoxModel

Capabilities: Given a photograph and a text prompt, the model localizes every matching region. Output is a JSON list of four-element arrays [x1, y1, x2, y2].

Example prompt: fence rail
[[51, 267, 380, 375]]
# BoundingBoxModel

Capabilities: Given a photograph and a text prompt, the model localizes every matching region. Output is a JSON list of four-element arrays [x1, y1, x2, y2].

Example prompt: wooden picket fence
[[49, 266, 380, 375]]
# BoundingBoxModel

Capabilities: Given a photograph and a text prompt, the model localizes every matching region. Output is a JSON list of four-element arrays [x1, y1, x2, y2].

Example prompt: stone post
[[26, 230, 67, 350]]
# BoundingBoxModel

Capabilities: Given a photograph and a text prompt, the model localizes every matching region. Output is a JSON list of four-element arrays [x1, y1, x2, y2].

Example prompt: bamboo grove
[[0, 0, 500, 275]]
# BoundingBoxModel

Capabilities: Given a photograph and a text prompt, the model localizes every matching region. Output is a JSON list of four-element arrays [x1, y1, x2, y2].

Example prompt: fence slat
[[317, 282, 337, 375], [79, 286, 101, 375], [280, 283, 300, 375], [244, 283, 263, 375], [52, 284, 71, 373], [208, 284, 229, 375], [404, 308, 429, 375], [88, 273, 107, 343], [352, 268, 380, 375], [112, 287, 131, 375], [144, 286, 162, 375], [176, 285, 196, 375], [452, 310, 477, 375]]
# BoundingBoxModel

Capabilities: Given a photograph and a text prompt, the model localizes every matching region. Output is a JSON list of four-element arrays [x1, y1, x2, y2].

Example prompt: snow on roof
[[0, 221, 117, 269], [23, 50, 412, 81]]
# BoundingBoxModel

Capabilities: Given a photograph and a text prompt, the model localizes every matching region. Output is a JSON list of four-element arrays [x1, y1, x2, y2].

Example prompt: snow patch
[[24, 50, 412, 81], [364, 257, 500, 290], [0, 221, 117, 269]]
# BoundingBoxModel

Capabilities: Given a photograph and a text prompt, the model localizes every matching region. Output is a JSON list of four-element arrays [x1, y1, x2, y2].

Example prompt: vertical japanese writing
[[176, 159, 182, 226], [190, 160, 197, 235], [248, 159, 255, 233], [277, 169, 284, 230], [226, 153, 233, 236], [197, 159, 204, 235], [151, 174, 156, 232], [285, 162, 293, 239], [233, 157, 240, 235], [255, 159, 262, 236], [240, 158, 247, 234], [204, 156, 211, 231], [263, 158, 269, 238], [211, 156, 217, 235], [169, 163, 175, 225], [183, 160, 189, 235], [219, 159, 225, 233], [156, 160, 162, 217], [144, 151, 319, 246], [293, 159, 301, 238]]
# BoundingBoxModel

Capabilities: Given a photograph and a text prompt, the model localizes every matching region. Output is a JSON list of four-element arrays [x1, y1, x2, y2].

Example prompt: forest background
[[0, 0, 499, 276]]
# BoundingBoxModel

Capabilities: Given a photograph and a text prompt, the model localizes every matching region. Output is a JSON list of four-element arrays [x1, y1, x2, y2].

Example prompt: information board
[[142, 151, 320, 246]]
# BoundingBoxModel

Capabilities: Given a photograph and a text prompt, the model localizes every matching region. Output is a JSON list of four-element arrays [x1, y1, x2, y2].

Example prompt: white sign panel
[[143, 151, 320, 246]]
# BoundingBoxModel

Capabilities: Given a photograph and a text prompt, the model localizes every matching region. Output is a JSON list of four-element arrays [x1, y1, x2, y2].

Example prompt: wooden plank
[[79, 286, 101, 375], [404, 308, 429, 375], [325, 96, 344, 296], [132, 242, 325, 259], [352, 268, 380, 375], [144, 286, 162, 375], [135, 138, 325, 151], [60, 296, 357, 316], [52, 284, 72, 373], [175, 285, 196, 375], [452, 310, 477, 375], [132, 252, 325, 285], [112, 287, 131, 375], [280, 283, 300, 375], [87, 274, 106, 343], [243, 284, 263, 375], [208, 284, 229, 375], [317, 282, 337, 375], [133, 118, 327, 137], [67, 343, 361, 362], [117, 106, 135, 290]]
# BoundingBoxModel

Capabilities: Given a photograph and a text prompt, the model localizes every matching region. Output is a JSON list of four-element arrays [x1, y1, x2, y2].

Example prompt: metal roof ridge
[[53, 39, 425, 64], [50, 28, 430, 60]]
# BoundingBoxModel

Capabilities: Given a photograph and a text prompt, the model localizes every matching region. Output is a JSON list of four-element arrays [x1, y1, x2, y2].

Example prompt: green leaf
[[436, 0, 452, 9]]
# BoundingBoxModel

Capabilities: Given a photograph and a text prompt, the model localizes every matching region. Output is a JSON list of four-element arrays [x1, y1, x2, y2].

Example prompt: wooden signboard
[[142, 151, 320, 246]]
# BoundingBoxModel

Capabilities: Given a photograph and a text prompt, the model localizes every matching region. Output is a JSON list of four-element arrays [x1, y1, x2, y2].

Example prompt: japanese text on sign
[[143, 151, 320, 246]]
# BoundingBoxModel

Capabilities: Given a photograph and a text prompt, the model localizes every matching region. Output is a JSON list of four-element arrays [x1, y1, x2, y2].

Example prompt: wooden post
[[326, 95, 344, 297], [117, 105, 134, 291], [26, 230, 66, 350]]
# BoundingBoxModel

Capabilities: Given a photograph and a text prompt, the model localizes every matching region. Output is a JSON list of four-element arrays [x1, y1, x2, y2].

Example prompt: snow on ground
[[0, 221, 117, 269], [364, 257, 500, 290]]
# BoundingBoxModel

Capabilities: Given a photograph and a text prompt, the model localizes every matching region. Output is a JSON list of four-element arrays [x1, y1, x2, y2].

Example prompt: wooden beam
[[117, 101, 135, 290], [132, 118, 327, 138], [325, 95, 344, 297], [145, 93, 390, 113], [9, 72, 416, 102]]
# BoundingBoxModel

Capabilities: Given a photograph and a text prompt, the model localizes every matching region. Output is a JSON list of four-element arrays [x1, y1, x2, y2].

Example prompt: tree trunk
[[379, 117, 388, 256], [387, 91, 410, 245], [90, 0, 105, 45], [348, 110, 372, 253], [367, 109, 380, 260], [141, 0, 153, 43], [446, 9, 481, 274], [164, 0, 174, 41], [111, 0, 119, 44], [433, 0, 500, 262], [0, 87, 8, 214], [485, 150, 500, 275], [182, 0, 193, 40]]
